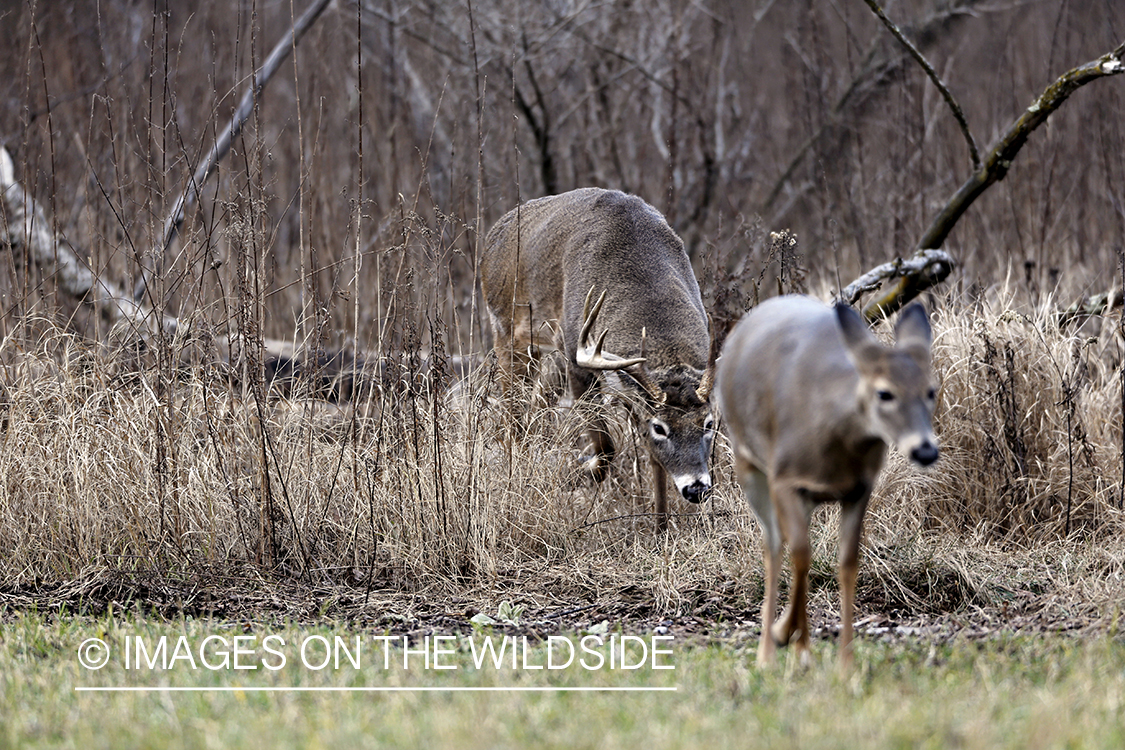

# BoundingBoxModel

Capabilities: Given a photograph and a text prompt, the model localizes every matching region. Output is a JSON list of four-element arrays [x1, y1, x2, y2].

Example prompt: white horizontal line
[[75, 686, 677, 693]]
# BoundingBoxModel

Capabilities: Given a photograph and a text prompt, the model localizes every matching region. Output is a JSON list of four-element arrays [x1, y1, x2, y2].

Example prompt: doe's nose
[[910, 441, 939, 467], [681, 480, 711, 504]]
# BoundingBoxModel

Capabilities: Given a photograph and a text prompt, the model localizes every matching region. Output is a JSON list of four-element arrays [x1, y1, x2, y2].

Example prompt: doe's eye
[[703, 415, 715, 431], [927, 388, 937, 401], [877, 390, 895, 402], [651, 420, 670, 439]]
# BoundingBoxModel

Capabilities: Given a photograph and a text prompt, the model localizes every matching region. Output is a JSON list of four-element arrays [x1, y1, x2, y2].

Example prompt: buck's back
[[482, 188, 707, 369]]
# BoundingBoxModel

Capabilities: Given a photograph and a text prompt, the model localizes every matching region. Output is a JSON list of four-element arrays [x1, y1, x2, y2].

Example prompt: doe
[[716, 295, 938, 667]]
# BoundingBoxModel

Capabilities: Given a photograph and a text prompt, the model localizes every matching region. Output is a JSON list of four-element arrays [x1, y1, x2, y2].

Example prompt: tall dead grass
[[0, 325, 745, 596], [0, 287, 1122, 628], [872, 286, 1125, 543]]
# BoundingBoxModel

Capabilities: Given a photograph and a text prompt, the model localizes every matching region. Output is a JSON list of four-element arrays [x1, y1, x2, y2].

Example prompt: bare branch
[[862, 0, 980, 170], [919, 40, 1125, 250], [140, 0, 334, 300], [0, 147, 173, 335], [841, 38, 1125, 320], [838, 248, 954, 321], [1057, 289, 1124, 326]]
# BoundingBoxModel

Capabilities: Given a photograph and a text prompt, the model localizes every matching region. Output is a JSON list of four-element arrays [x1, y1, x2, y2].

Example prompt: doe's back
[[716, 295, 859, 472]]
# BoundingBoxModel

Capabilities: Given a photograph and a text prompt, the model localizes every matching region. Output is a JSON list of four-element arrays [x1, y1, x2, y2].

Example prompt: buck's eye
[[926, 388, 937, 401], [877, 390, 895, 402], [651, 420, 670, 440], [703, 415, 715, 432]]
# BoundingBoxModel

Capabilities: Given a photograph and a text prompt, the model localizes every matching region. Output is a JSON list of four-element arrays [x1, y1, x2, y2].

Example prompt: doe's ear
[[834, 301, 876, 356], [894, 303, 932, 349]]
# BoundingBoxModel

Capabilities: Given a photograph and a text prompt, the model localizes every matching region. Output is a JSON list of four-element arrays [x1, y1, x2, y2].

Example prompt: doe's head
[[835, 302, 939, 467]]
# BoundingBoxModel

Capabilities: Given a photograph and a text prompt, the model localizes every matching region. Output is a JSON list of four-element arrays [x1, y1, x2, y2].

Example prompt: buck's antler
[[576, 288, 645, 370], [694, 316, 719, 402], [577, 288, 666, 404]]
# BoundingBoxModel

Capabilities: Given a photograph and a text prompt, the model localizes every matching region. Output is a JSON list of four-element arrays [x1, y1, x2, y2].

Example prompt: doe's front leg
[[770, 481, 814, 666], [736, 461, 781, 666], [837, 493, 870, 671]]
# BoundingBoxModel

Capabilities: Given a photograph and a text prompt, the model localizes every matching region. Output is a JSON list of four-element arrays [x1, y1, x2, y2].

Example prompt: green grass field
[[2, 612, 1123, 749]]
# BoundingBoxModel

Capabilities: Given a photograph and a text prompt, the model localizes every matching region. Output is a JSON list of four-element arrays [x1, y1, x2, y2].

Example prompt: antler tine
[[629, 365, 667, 406], [694, 315, 719, 403], [695, 368, 715, 403], [579, 287, 603, 349], [593, 328, 610, 360], [576, 286, 646, 371]]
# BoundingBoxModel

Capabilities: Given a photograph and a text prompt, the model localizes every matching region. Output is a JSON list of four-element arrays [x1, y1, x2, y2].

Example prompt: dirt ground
[[0, 562, 1106, 650]]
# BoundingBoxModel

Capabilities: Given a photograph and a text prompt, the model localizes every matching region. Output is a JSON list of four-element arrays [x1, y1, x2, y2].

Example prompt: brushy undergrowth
[[0, 292, 1122, 633], [0, 0, 1123, 639]]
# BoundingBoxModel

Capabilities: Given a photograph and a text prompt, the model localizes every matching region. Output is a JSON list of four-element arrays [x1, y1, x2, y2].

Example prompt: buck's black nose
[[681, 481, 710, 504], [910, 441, 939, 467]]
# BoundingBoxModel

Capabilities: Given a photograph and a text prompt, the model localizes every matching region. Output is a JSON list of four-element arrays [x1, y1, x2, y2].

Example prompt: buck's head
[[835, 302, 939, 467], [636, 364, 716, 503], [576, 287, 717, 502]]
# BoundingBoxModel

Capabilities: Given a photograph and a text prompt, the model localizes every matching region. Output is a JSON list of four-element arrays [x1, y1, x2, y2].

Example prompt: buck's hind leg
[[735, 457, 780, 665]]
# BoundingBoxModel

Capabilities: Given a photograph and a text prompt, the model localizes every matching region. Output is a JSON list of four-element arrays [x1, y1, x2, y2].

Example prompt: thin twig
[[570, 510, 736, 532], [862, 0, 980, 170], [919, 39, 1125, 250], [763, 0, 990, 213]]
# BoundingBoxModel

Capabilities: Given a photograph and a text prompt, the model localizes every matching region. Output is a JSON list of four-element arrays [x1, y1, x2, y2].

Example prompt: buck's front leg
[[582, 414, 616, 482], [570, 367, 615, 481], [652, 461, 669, 533]]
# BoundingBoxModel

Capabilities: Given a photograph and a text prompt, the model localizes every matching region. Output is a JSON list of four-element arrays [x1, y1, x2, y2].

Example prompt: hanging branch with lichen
[[841, 11, 1125, 323], [916, 39, 1125, 253]]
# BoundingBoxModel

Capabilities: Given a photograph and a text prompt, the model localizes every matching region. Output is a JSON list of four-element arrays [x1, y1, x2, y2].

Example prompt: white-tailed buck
[[481, 188, 716, 532], [716, 295, 938, 667]]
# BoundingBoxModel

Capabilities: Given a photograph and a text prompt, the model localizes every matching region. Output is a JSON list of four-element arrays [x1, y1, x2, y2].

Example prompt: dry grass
[[856, 288, 1124, 537], [0, 296, 1123, 637], [0, 325, 752, 598]]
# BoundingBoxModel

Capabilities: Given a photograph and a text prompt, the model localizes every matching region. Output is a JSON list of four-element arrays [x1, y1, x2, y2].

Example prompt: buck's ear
[[894, 303, 932, 350], [834, 301, 876, 356]]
